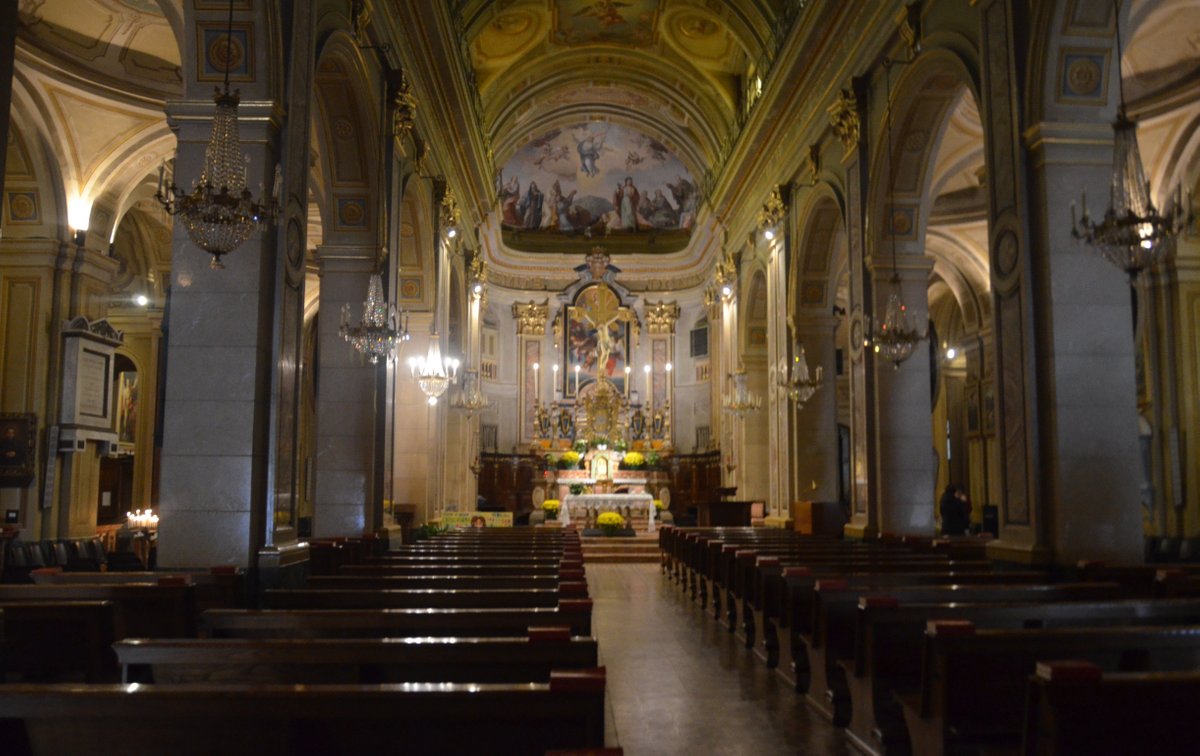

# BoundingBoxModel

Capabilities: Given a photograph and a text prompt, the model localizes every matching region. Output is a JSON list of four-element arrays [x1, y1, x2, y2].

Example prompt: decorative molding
[[828, 87, 861, 156], [391, 68, 418, 155], [61, 316, 124, 346], [757, 185, 787, 231], [512, 299, 549, 335], [643, 301, 680, 334]]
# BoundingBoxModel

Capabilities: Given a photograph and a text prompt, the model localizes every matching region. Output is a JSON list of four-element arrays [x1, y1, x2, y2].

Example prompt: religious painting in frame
[[0, 413, 36, 487], [116, 370, 139, 447], [565, 284, 630, 397]]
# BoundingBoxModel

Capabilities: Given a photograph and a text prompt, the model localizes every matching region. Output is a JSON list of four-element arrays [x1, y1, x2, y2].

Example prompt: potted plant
[[596, 511, 625, 537], [645, 451, 661, 470], [591, 436, 610, 451], [569, 483, 585, 496], [558, 450, 582, 470], [614, 439, 628, 453], [620, 451, 645, 470], [572, 439, 589, 454], [541, 499, 561, 521]]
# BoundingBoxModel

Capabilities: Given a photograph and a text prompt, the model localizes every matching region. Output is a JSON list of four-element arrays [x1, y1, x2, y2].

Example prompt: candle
[[157, 163, 165, 196], [532, 362, 540, 402], [644, 364, 652, 413], [574, 364, 580, 394], [624, 365, 631, 398], [665, 362, 673, 410], [552, 363, 559, 399]]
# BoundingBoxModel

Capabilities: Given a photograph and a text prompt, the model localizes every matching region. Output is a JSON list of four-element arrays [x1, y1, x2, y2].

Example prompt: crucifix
[[578, 286, 626, 377]]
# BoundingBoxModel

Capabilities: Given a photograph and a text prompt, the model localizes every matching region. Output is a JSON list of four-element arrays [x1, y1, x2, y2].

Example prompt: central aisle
[[590, 563, 851, 755]]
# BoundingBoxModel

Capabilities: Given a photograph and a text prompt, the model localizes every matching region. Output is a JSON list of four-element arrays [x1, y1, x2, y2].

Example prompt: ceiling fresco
[[552, 0, 660, 46], [498, 121, 698, 253]]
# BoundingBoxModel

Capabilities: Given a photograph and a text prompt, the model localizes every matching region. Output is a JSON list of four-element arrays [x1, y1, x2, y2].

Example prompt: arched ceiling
[[459, 0, 781, 171], [16, 0, 182, 98]]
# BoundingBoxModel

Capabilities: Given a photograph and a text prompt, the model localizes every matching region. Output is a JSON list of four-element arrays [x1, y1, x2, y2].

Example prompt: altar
[[560, 493, 656, 532]]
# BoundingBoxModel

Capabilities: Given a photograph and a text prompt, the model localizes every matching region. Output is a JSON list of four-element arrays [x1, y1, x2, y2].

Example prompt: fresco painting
[[553, 1, 660, 47], [498, 121, 697, 252]]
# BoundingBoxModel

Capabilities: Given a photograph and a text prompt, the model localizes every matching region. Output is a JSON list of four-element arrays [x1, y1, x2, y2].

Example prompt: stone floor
[[591, 563, 851, 755]]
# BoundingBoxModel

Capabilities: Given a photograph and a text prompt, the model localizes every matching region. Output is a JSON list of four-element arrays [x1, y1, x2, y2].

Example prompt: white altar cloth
[[560, 493, 656, 532]]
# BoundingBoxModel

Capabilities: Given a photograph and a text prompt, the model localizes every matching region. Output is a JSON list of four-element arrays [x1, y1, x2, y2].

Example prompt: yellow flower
[[561, 450, 581, 464], [622, 451, 645, 467], [653, 499, 664, 510], [542, 499, 560, 511], [596, 511, 625, 527]]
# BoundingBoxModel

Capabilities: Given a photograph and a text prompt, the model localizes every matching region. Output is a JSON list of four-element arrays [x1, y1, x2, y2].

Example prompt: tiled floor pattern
[[591, 563, 851, 755]]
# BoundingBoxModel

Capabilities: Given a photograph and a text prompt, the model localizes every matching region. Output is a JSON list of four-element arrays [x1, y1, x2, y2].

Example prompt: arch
[[790, 188, 848, 316], [740, 268, 769, 358]]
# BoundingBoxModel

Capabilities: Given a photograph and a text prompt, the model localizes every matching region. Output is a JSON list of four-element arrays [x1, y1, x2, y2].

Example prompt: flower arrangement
[[558, 450, 582, 469], [614, 439, 628, 453], [591, 436, 610, 450], [645, 451, 661, 469], [569, 483, 585, 495], [596, 511, 625, 536], [621, 451, 645, 470], [653, 499, 665, 511], [572, 439, 589, 454], [542, 499, 561, 519]]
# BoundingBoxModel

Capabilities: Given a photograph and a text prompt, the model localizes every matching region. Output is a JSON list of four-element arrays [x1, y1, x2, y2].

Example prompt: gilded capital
[[644, 301, 680, 334], [757, 185, 787, 230], [512, 300, 549, 336], [391, 69, 417, 154], [828, 88, 860, 155]]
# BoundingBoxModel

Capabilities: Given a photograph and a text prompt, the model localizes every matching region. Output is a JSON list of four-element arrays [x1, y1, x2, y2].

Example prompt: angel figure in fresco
[[573, 1, 631, 28]]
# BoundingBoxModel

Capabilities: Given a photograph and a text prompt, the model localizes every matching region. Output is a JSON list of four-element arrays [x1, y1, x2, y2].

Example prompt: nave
[[593, 562, 848, 755]]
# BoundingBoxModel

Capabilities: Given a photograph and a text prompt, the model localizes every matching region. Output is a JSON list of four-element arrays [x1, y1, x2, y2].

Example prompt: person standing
[[939, 484, 970, 536]]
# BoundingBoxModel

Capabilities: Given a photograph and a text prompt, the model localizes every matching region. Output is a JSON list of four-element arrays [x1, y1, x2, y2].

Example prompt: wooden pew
[[0, 601, 118, 683], [115, 626, 598, 684], [1022, 662, 1200, 756], [900, 623, 1200, 756], [843, 598, 1200, 756], [307, 574, 566, 590], [28, 566, 245, 612], [803, 582, 1121, 726], [0, 671, 606, 756], [203, 600, 594, 638], [0, 583, 196, 637], [261, 584, 587, 610], [337, 562, 565, 576]]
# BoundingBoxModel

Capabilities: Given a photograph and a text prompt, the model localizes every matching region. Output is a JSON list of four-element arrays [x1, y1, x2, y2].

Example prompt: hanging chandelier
[[1070, 1, 1191, 280], [722, 369, 762, 417], [869, 58, 927, 369], [408, 330, 460, 406], [779, 340, 823, 406], [339, 273, 408, 364], [450, 369, 492, 416], [156, 0, 276, 269]]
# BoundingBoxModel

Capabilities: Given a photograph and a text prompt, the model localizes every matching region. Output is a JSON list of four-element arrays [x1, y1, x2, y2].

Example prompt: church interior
[[1, 0, 1199, 753]]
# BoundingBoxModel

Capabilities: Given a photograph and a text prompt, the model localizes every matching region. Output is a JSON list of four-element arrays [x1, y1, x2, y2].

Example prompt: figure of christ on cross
[[578, 286, 625, 381]]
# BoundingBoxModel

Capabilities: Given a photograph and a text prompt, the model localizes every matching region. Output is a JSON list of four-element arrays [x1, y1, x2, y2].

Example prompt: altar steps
[[579, 534, 661, 564]]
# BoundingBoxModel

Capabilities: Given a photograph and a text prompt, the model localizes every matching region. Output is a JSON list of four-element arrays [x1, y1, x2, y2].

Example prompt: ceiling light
[[764, 228, 775, 241], [945, 347, 957, 360], [447, 227, 458, 239], [134, 294, 150, 307], [721, 285, 732, 298]]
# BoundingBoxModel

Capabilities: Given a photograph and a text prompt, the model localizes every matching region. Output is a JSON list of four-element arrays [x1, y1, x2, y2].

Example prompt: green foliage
[[645, 451, 661, 469], [613, 439, 628, 453], [412, 522, 450, 542], [569, 483, 585, 495], [572, 439, 589, 454]]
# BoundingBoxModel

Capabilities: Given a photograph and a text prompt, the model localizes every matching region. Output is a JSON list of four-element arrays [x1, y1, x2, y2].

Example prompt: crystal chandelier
[[869, 59, 927, 369], [156, 0, 276, 269], [339, 273, 408, 364], [1070, 3, 1191, 279], [779, 340, 823, 406], [408, 330, 459, 406], [450, 369, 492, 416], [722, 369, 762, 417]]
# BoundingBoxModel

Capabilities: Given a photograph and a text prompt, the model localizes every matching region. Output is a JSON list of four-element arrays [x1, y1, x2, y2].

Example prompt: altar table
[[560, 493, 656, 532]]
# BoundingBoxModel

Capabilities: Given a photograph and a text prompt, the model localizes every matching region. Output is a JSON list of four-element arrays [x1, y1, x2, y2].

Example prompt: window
[[690, 323, 708, 358]]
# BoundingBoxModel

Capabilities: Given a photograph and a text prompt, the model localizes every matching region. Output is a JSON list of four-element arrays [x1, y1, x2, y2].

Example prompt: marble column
[[766, 240, 790, 519], [157, 112, 279, 567], [1023, 122, 1142, 564], [869, 260, 936, 535], [312, 248, 376, 537], [790, 315, 840, 505]]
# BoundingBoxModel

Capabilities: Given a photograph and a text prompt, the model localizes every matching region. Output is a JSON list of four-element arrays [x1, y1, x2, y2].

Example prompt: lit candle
[[574, 364, 580, 394], [624, 365, 632, 398], [644, 364, 652, 413], [665, 362, 673, 410], [532, 362, 540, 402], [552, 363, 560, 399]]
